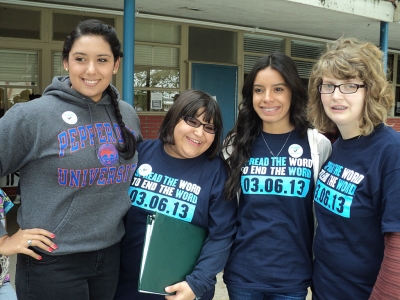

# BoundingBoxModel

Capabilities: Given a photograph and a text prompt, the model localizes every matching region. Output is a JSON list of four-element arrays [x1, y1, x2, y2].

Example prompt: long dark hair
[[159, 90, 223, 159], [62, 19, 136, 159], [223, 52, 310, 200]]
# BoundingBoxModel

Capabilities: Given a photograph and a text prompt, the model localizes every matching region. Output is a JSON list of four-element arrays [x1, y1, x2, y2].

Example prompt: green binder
[[138, 212, 208, 295]]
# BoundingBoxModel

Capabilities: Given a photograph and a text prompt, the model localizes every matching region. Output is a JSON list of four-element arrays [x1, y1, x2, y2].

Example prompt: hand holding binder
[[139, 212, 208, 295]]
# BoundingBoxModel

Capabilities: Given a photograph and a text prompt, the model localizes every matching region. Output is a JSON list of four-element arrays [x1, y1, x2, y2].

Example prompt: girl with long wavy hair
[[222, 53, 331, 300]]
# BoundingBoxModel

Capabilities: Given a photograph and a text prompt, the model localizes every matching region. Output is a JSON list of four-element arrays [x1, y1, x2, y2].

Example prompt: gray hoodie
[[0, 76, 142, 255]]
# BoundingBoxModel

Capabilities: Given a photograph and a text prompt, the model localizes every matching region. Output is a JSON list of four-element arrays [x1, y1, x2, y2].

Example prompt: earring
[[65, 68, 68, 72], [113, 70, 116, 74]]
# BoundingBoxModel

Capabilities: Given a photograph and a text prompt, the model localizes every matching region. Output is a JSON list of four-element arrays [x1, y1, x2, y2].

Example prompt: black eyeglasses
[[318, 83, 366, 94], [182, 116, 217, 134]]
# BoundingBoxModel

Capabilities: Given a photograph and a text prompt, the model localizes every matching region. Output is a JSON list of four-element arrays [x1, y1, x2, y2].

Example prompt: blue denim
[[227, 286, 308, 300], [15, 242, 120, 300], [0, 282, 18, 300]]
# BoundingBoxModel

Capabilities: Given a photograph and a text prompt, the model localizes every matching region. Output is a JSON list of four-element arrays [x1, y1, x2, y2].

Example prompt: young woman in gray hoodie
[[0, 19, 141, 300]]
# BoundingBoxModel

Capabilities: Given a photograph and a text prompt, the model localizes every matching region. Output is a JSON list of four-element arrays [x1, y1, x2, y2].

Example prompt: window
[[290, 40, 325, 60], [290, 40, 325, 89], [189, 26, 237, 64], [134, 20, 181, 112], [0, 50, 38, 86], [243, 34, 284, 73], [244, 34, 284, 54], [52, 13, 115, 41], [135, 45, 179, 69], [136, 20, 180, 45], [0, 86, 35, 115], [53, 52, 69, 77], [134, 68, 179, 112], [0, 6, 40, 39], [135, 69, 179, 88], [291, 40, 325, 83]]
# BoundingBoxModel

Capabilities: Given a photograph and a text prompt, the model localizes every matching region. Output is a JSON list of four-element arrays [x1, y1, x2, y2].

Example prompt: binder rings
[[139, 212, 208, 295]]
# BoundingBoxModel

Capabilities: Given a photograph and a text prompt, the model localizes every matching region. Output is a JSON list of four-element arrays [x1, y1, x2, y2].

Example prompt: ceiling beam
[[0, 0, 123, 15], [287, 0, 395, 22]]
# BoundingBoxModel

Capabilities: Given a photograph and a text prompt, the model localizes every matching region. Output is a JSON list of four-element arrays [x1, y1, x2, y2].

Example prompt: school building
[[1, 0, 400, 191]]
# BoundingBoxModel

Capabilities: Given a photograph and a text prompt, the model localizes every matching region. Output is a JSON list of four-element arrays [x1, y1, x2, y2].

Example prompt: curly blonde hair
[[307, 37, 394, 136]]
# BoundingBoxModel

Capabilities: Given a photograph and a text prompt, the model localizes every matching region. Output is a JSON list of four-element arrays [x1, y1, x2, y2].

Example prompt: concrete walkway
[[213, 273, 312, 300], [214, 272, 229, 299]]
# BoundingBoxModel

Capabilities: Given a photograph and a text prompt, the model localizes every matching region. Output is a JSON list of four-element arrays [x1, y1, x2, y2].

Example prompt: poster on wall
[[151, 93, 163, 110]]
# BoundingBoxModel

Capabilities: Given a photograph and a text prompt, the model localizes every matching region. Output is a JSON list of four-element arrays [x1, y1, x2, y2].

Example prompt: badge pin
[[138, 164, 152, 176], [288, 144, 303, 158], [62, 111, 78, 124]]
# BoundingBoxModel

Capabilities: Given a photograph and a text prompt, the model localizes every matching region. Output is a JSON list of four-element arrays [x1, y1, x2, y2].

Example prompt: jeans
[[227, 286, 308, 300], [0, 282, 18, 300], [16, 242, 120, 300]]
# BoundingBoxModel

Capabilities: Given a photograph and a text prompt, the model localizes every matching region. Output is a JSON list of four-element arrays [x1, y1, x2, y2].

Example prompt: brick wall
[[138, 115, 165, 140], [387, 117, 400, 132]]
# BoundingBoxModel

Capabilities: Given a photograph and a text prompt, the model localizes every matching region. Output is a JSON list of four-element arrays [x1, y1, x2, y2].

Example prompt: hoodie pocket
[[51, 191, 131, 250]]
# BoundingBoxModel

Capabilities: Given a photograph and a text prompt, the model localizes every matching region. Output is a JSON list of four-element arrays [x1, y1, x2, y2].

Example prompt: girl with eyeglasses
[[307, 37, 400, 299], [115, 90, 237, 300], [221, 53, 331, 300]]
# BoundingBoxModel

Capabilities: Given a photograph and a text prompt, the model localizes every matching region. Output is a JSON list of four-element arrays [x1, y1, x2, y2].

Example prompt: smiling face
[[252, 67, 293, 133], [164, 109, 215, 159], [63, 35, 120, 102], [321, 74, 366, 139]]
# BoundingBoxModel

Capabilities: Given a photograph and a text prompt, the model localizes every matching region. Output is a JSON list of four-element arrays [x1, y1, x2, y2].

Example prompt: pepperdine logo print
[[57, 120, 137, 187], [129, 165, 201, 222], [314, 161, 364, 218], [241, 144, 313, 198], [98, 144, 119, 166]]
